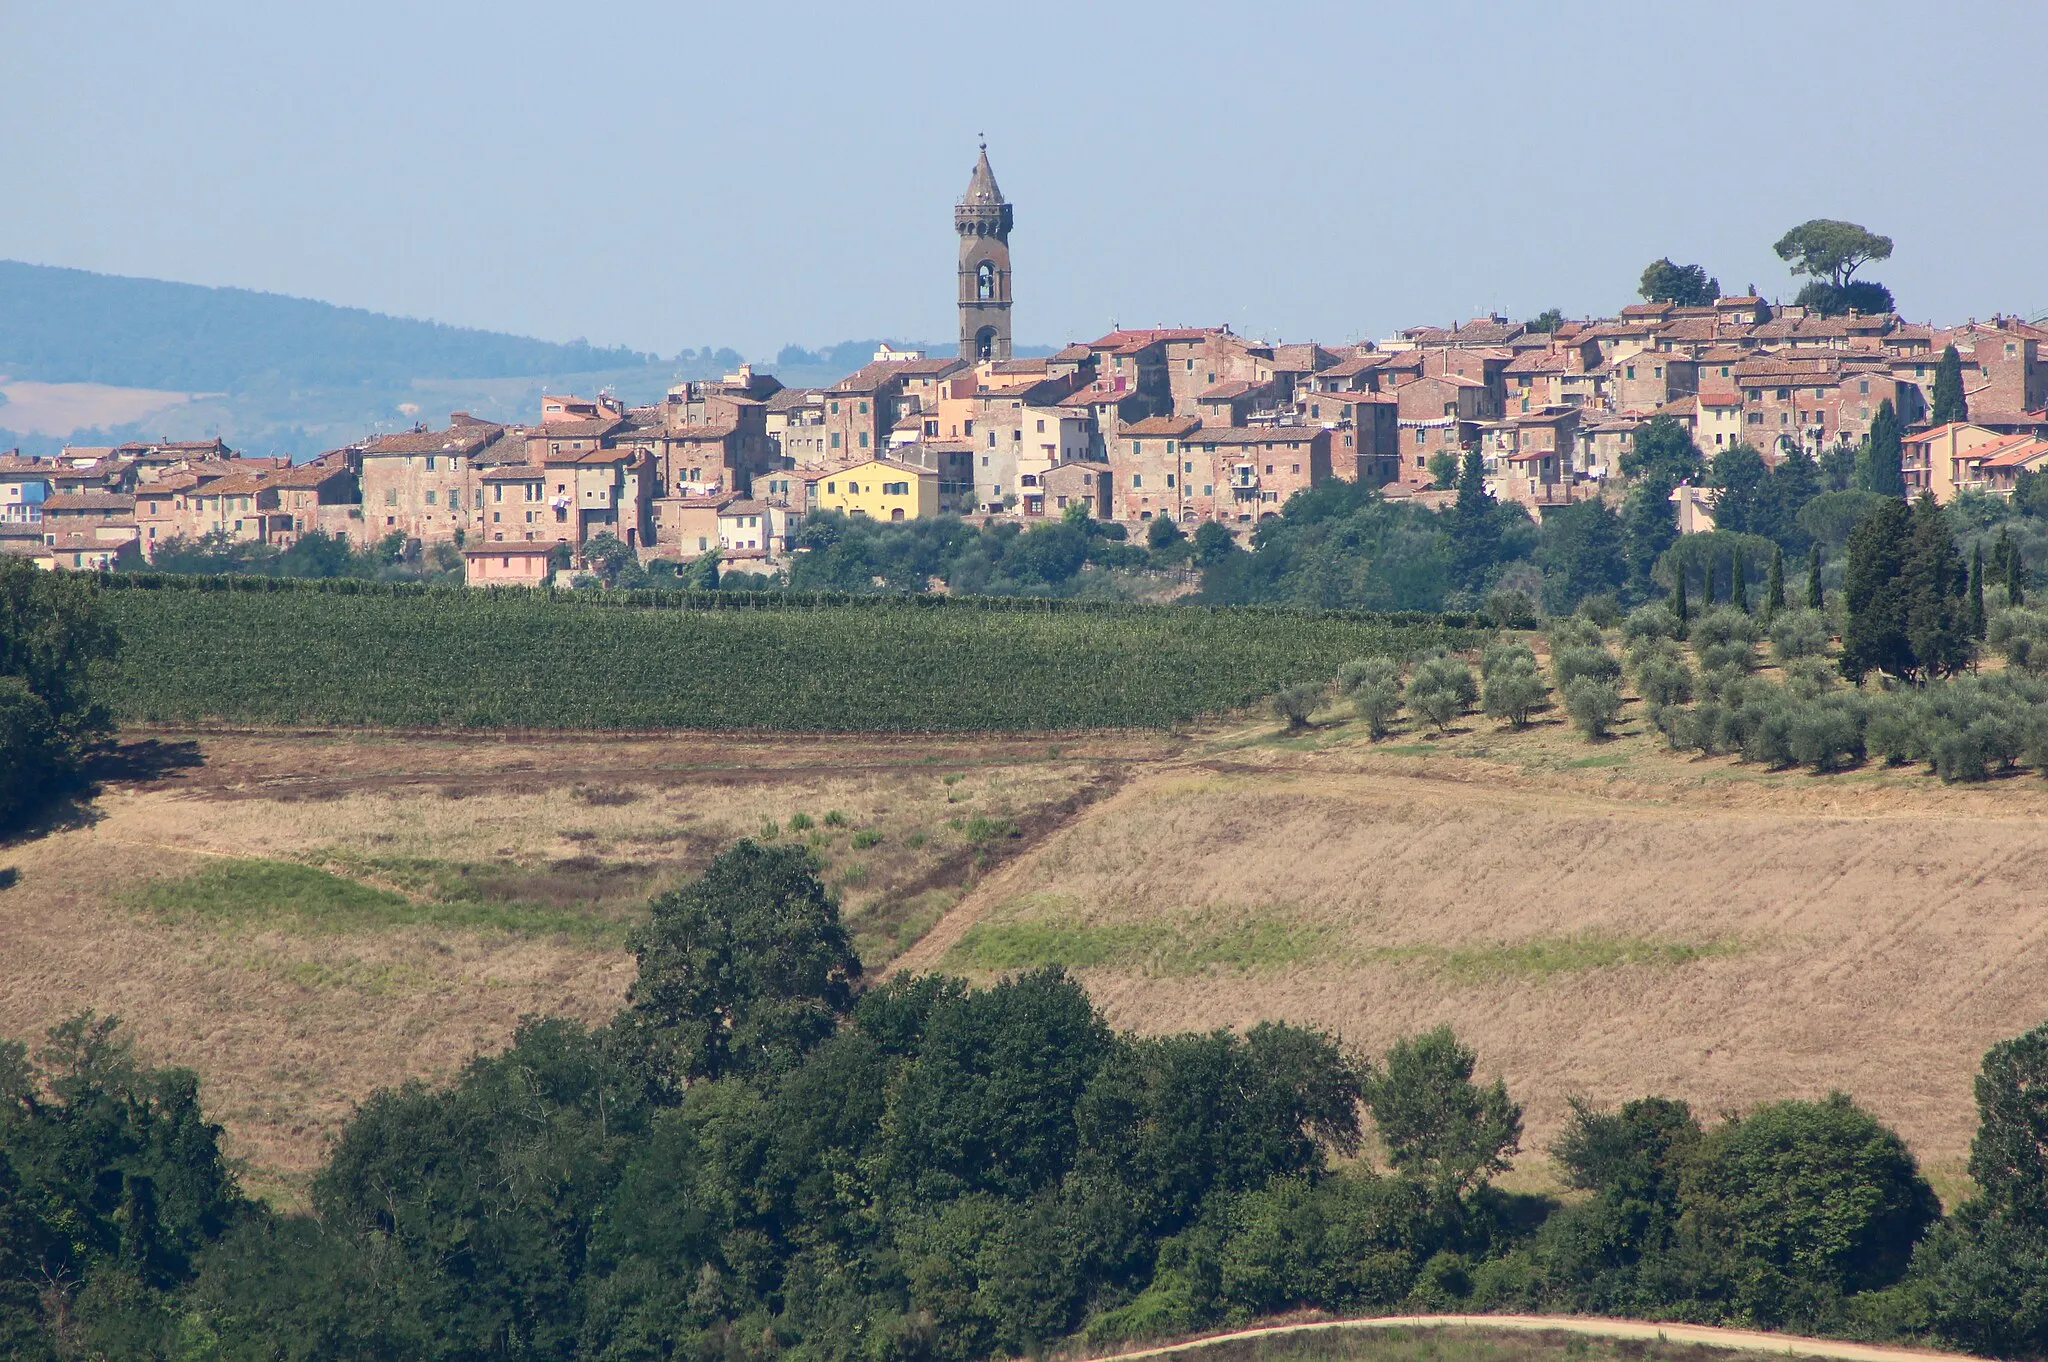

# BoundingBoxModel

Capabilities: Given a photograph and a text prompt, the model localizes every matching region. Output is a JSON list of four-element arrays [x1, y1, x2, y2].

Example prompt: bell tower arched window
[[977, 261, 995, 301]]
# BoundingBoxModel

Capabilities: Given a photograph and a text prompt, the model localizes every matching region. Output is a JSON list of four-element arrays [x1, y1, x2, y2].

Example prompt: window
[[1626, 365, 1635, 379], [1203, 484, 1213, 495], [1166, 474, 1175, 488], [1860, 380, 1870, 395], [1291, 464, 1300, 474], [425, 490, 437, 505], [1183, 460, 1193, 473], [977, 260, 994, 300], [826, 482, 836, 493], [1132, 474, 1143, 488], [1414, 429, 1425, 445], [426, 455, 437, 471], [859, 432, 869, 448], [1036, 419, 1045, 432], [829, 400, 840, 414], [493, 484, 504, 503], [384, 489, 397, 507], [830, 433, 841, 449], [858, 400, 869, 415], [1265, 465, 1274, 474]]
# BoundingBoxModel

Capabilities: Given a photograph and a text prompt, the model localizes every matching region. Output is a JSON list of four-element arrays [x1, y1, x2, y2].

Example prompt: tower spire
[[955, 140, 1014, 363]]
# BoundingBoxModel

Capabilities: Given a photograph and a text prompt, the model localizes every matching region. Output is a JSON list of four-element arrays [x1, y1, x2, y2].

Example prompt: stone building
[[956, 144, 1014, 362]]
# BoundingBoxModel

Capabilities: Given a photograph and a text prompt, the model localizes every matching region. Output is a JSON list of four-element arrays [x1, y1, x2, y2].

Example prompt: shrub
[[1621, 604, 1680, 648], [1406, 657, 1477, 733], [1788, 696, 1867, 772], [1271, 683, 1322, 730], [1696, 640, 1757, 675], [1781, 656, 1839, 699], [1575, 593, 1622, 628], [1480, 641, 1537, 679], [1635, 653, 1696, 708], [823, 810, 849, 828], [1989, 607, 2048, 673], [1482, 661, 1548, 729], [1547, 616, 1605, 652], [1552, 646, 1621, 690], [1737, 692, 1800, 768], [1864, 694, 1919, 767], [1482, 588, 1538, 628], [1339, 657, 1404, 740], [1563, 677, 1623, 739], [1690, 606, 1763, 650], [787, 812, 815, 831], [1769, 608, 1832, 663]]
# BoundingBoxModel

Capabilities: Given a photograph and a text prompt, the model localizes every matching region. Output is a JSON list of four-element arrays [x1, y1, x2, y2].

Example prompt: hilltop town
[[3, 148, 2042, 581]]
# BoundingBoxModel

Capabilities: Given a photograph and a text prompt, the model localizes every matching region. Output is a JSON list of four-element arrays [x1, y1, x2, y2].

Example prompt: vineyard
[[95, 577, 1474, 730]]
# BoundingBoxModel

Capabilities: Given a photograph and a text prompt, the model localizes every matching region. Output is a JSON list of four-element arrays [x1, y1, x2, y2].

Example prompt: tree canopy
[[1773, 219, 1894, 290], [1638, 258, 1720, 306]]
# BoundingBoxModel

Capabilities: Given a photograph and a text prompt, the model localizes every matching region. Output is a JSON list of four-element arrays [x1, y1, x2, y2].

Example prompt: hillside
[[0, 259, 1046, 455], [0, 259, 654, 391]]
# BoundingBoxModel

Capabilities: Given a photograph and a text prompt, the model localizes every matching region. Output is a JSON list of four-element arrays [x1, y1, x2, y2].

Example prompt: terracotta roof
[[364, 425, 504, 456], [1052, 344, 1093, 362], [1087, 327, 1218, 352], [1121, 416, 1202, 438], [480, 465, 545, 482], [265, 463, 351, 489], [1981, 438, 2048, 469], [1697, 388, 1743, 407], [1188, 425, 1323, 447], [664, 423, 740, 442], [530, 419, 621, 441], [41, 491, 134, 512], [765, 387, 822, 413], [1058, 383, 1143, 408], [1198, 380, 1263, 400], [1504, 352, 1566, 376]]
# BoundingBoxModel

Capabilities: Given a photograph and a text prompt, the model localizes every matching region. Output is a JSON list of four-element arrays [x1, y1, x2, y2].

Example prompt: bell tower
[[956, 140, 1013, 363]]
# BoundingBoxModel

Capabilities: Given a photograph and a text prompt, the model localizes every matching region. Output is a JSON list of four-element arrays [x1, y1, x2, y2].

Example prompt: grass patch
[[136, 857, 633, 940], [948, 906, 1332, 975], [1565, 752, 1631, 769], [1376, 742, 1438, 755]]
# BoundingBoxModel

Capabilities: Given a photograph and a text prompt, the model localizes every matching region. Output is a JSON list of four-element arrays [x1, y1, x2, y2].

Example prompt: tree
[[1932, 343, 1970, 426], [1795, 280, 1896, 318], [1969, 542, 1988, 640], [580, 532, 635, 586], [1447, 450, 1501, 596], [1405, 656, 1476, 733], [1969, 1019, 2048, 1224], [1638, 258, 1720, 306], [0, 559, 119, 829], [1807, 543, 1824, 610], [1426, 449, 1459, 490], [1622, 414, 1704, 485], [1563, 677, 1623, 739], [1766, 546, 1786, 617], [1623, 471, 1680, 596], [620, 840, 861, 1095], [1524, 308, 1565, 334], [1773, 219, 1894, 291], [1535, 498, 1626, 615], [1840, 497, 1914, 682], [1270, 683, 1319, 730], [1338, 657, 1403, 739], [1903, 492, 1973, 679], [1673, 571, 1690, 638], [1855, 399, 1906, 498], [1707, 442, 1773, 539], [1730, 551, 1749, 613], [1364, 1027, 1522, 1201], [1481, 654, 1547, 729], [1191, 521, 1239, 567], [1145, 514, 1184, 552], [2007, 531, 2028, 607], [1682, 1094, 1938, 1313]]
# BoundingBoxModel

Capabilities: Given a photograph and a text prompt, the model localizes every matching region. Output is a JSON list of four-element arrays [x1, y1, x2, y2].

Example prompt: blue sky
[[4, 0, 2046, 360]]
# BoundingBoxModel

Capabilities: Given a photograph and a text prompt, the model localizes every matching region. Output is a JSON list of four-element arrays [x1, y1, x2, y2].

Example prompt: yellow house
[[805, 457, 938, 522]]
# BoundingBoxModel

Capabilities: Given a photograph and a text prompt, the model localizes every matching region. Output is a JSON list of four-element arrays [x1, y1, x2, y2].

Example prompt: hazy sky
[[5, 1, 2047, 361]]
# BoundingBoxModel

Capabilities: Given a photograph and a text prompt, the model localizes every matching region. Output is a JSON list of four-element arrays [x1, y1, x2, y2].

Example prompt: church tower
[[955, 142, 1013, 362]]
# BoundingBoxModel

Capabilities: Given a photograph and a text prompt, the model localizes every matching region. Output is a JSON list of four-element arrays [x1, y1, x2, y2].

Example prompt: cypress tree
[[1856, 400, 1906, 498], [1731, 551, 1749, 613], [1448, 449, 1502, 597], [2010, 537, 2028, 608], [1673, 570, 1690, 639], [1841, 497, 1914, 682], [1932, 343, 1969, 427], [1807, 543, 1824, 609], [1903, 492, 1972, 680], [1767, 545, 1786, 617], [1969, 542, 1988, 640], [1705, 556, 1719, 606]]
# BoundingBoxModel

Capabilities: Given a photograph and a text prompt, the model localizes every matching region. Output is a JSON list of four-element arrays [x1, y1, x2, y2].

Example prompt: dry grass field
[[897, 687, 2048, 1199], [0, 728, 1154, 1202], [7, 658, 2048, 1206]]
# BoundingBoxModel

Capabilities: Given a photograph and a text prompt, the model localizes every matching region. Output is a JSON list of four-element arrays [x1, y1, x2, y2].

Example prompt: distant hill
[[0, 259, 655, 392], [0, 260, 1057, 455]]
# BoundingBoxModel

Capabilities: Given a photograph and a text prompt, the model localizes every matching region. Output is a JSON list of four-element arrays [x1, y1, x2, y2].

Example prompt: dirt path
[[1084, 1314, 1978, 1362]]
